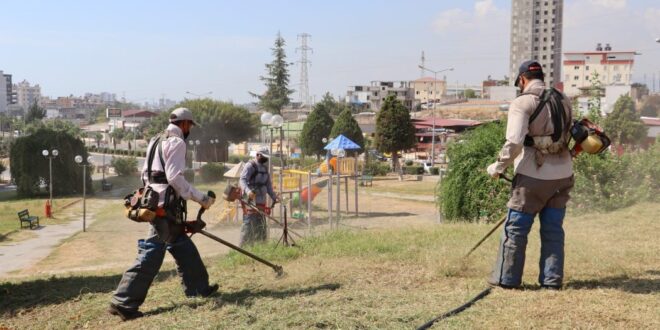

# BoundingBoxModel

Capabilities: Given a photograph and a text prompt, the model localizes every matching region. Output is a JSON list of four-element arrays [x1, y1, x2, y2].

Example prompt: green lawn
[[1, 202, 658, 329]]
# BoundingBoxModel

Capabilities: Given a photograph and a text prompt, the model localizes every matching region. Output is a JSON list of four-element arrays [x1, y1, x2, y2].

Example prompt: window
[[415, 91, 419, 95], [543, 37, 547, 42], [543, 55, 547, 59], [535, 37, 539, 42], [535, 20, 539, 24], [586, 65, 589, 70], [544, 10, 548, 15], [571, 84, 577, 87], [552, 18, 555, 23], [543, 46, 547, 50], [544, 19, 548, 23], [550, 72, 553, 77], [613, 65, 619, 71], [536, 11, 540, 15], [534, 47, 539, 51], [574, 76, 579, 80]]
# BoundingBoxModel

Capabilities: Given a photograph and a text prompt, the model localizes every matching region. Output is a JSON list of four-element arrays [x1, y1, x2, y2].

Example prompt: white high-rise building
[[0, 71, 7, 114], [510, 0, 563, 88]]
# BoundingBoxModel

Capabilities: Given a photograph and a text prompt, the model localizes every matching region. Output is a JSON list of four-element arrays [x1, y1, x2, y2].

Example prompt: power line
[[296, 33, 313, 107]]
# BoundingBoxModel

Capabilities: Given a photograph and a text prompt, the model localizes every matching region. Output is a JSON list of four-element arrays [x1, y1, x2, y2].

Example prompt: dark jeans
[[111, 218, 211, 310], [240, 213, 267, 247]]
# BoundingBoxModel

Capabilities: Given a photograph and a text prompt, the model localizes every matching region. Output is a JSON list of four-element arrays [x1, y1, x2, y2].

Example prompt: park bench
[[101, 179, 113, 191], [360, 174, 373, 187], [18, 209, 40, 229]]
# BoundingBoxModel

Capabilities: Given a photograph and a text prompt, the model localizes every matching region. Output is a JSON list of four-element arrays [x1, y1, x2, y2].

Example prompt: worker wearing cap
[[239, 148, 279, 246], [486, 61, 574, 290], [109, 107, 217, 321]]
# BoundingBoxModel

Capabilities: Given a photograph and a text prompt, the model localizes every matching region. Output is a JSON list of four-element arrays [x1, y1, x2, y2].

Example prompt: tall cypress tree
[[250, 32, 294, 115], [300, 103, 334, 159], [375, 95, 416, 170], [330, 108, 364, 153]]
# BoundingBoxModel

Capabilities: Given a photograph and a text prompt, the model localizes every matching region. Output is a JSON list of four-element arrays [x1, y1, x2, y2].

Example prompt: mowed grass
[[1, 202, 658, 329]]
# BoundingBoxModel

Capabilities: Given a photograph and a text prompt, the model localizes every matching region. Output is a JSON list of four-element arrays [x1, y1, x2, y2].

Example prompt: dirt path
[[1, 178, 439, 278]]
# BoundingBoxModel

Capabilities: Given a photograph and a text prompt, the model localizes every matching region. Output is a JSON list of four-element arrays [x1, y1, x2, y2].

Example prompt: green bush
[[228, 154, 251, 164], [402, 166, 423, 175], [200, 163, 226, 183], [572, 140, 659, 212], [184, 168, 195, 183], [111, 157, 138, 176], [430, 167, 440, 175], [404, 160, 414, 166], [363, 161, 390, 176], [437, 121, 508, 222]]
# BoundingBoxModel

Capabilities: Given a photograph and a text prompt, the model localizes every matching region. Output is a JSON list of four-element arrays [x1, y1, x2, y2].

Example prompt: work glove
[[199, 194, 216, 209], [486, 162, 502, 179], [248, 190, 257, 201], [185, 219, 206, 234]]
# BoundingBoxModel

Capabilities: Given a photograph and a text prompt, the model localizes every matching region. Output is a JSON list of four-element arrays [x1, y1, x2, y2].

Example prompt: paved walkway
[[0, 189, 123, 278]]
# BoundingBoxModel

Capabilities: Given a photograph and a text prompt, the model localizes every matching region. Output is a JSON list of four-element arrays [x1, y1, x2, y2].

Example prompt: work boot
[[487, 279, 519, 290], [541, 284, 562, 291], [201, 283, 219, 297], [108, 304, 144, 321]]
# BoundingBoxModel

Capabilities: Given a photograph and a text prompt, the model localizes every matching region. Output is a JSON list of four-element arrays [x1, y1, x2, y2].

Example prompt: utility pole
[[420, 50, 426, 78], [297, 33, 313, 108]]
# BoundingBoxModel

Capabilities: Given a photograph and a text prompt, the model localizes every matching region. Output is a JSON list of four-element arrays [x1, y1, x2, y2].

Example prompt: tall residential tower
[[510, 0, 563, 88]]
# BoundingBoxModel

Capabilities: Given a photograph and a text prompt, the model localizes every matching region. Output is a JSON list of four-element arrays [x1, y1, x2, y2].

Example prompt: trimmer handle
[[196, 190, 216, 220]]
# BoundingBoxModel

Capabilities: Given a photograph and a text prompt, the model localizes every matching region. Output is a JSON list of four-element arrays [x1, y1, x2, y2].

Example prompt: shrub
[[111, 157, 138, 176], [0, 160, 6, 178], [184, 168, 195, 183], [430, 167, 440, 175], [200, 163, 226, 183], [363, 161, 390, 176], [404, 160, 413, 166], [572, 141, 659, 212], [437, 121, 508, 222], [402, 166, 423, 175], [228, 154, 251, 164]]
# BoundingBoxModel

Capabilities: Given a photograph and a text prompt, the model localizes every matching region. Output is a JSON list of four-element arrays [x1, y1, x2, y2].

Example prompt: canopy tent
[[223, 161, 245, 179], [323, 134, 361, 151]]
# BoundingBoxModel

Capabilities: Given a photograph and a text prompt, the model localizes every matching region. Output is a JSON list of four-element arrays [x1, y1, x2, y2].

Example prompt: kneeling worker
[[109, 108, 217, 321], [239, 148, 279, 246]]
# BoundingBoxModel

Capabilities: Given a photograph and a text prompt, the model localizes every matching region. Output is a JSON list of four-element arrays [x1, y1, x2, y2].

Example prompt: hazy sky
[[1, 0, 659, 104]]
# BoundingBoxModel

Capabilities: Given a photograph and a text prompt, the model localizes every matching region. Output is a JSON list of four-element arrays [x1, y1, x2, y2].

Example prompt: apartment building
[[510, 0, 563, 87], [410, 77, 447, 107], [14, 80, 42, 110], [346, 81, 414, 111], [563, 43, 636, 96]]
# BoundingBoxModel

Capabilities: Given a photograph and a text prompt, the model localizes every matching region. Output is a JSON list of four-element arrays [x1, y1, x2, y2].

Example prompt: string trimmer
[[196, 191, 285, 277]]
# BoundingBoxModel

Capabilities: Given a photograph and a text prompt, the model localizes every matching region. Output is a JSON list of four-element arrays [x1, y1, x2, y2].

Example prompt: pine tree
[[300, 102, 334, 159], [375, 95, 416, 170], [25, 101, 46, 123], [330, 108, 364, 153], [602, 95, 648, 146], [250, 32, 294, 115]]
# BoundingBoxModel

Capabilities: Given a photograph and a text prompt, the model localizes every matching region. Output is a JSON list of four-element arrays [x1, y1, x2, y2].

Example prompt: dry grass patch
[[1, 203, 658, 329]]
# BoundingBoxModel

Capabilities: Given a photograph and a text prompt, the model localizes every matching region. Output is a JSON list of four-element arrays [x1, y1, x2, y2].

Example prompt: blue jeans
[[111, 218, 211, 310], [490, 207, 565, 287]]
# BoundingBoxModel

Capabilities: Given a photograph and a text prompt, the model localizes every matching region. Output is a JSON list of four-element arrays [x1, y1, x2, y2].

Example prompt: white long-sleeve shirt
[[142, 124, 205, 207]]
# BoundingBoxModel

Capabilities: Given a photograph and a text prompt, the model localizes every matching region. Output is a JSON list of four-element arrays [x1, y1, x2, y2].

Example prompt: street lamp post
[[418, 65, 453, 167], [74, 155, 93, 232], [270, 114, 284, 221], [42, 148, 59, 215]]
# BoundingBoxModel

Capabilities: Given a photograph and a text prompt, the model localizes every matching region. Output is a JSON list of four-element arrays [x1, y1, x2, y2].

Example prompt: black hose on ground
[[416, 287, 493, 330]]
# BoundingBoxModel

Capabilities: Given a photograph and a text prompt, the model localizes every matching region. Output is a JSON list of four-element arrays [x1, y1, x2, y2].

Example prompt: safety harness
[[145, 133, 187, 224], [520, 88, 570, 166]]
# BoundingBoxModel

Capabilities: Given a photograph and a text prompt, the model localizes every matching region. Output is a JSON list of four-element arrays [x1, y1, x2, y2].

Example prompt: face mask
[[258, 156, 268, 164]]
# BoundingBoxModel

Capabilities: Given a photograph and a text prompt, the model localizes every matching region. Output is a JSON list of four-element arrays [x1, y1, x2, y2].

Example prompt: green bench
[[360, 175, 374, 187], [18, 209, 40, 229]]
